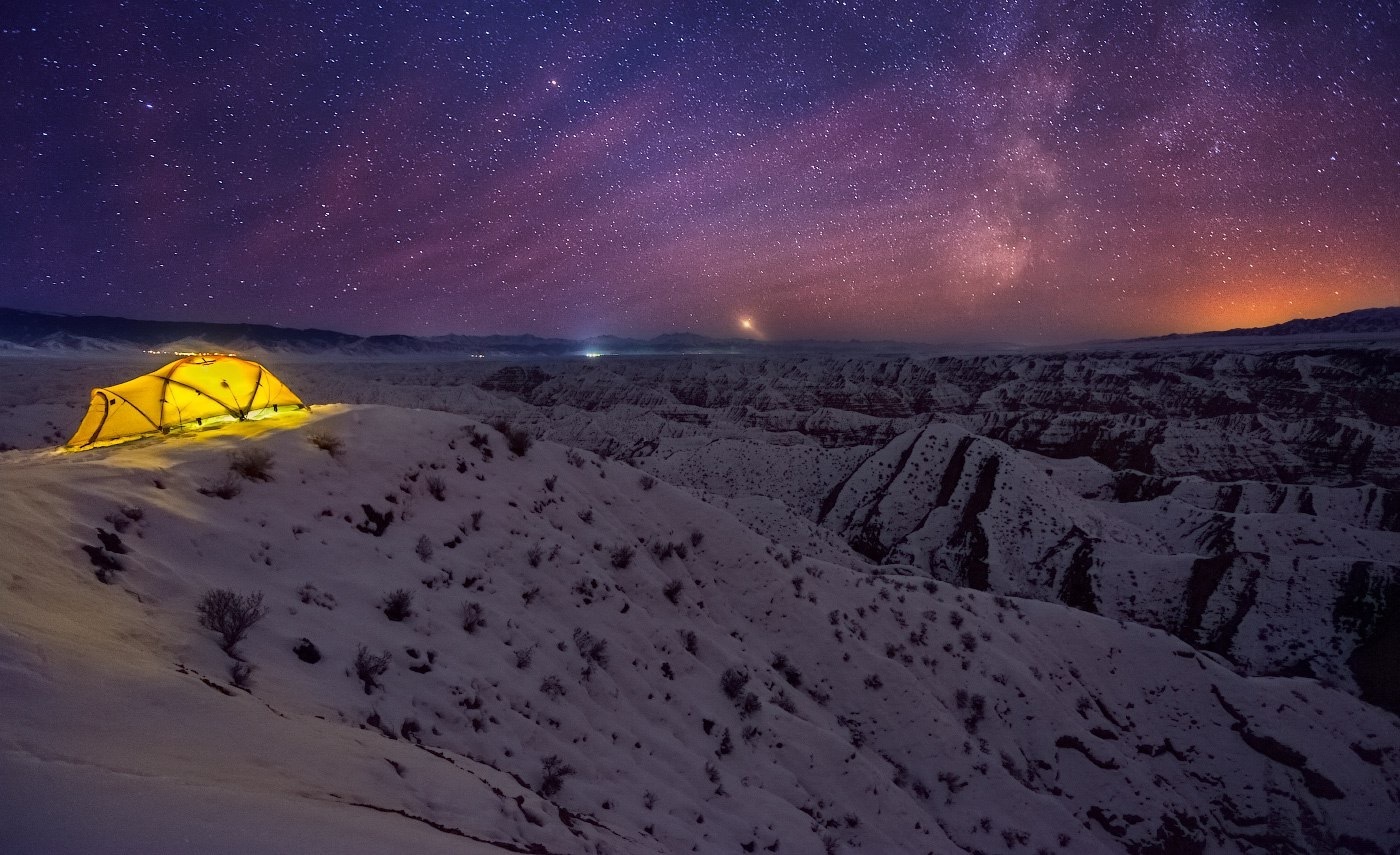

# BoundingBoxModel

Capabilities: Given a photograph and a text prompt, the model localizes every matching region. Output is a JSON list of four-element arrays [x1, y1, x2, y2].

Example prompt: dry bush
[[197, 589, 267, 654], [307, 430, 345, 458], [461, 601, 486, 633], [721, 668, 749, 699], [492, 419, 533, 457], [572, 627, 609, 668], [353, 644, 392, 694], [198, 472, 242, 500], [229, 448, 275, 481], [383, 589, 414, 621], [540, 755, 575, 797], [230, 661, 256, 689], [415, 534, 434, 563]]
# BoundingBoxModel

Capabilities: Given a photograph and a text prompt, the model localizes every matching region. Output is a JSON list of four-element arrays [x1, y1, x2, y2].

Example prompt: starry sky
[[2, 1, 1397, 343]]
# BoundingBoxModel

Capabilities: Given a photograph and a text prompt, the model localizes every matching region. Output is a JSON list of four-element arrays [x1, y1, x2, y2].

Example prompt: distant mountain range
[[0, 307, 754, 357], [0, 305, 1396, 356], [1141, 306, 1400, 340], [0, 307, 970, 356]]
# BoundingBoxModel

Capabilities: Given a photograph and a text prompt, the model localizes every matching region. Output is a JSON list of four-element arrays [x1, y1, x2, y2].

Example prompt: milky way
[[2, 1, 1396, 342]]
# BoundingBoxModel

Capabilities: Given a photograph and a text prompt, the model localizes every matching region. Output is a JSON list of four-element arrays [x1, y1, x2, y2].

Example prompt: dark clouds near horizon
[[2, 1, 1397, 342]]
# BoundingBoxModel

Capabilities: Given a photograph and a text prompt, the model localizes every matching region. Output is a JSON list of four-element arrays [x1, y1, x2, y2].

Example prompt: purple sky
[[3, 1, 1397, 342]]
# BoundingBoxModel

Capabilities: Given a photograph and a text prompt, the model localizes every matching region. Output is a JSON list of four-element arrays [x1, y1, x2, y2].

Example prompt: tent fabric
[[65, 355, 306, 449]]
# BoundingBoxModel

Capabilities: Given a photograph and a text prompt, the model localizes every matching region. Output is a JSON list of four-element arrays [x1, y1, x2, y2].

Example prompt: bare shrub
[[307, 430, 344, 458], [663, 579, 684, 603], [539, 754, 574, 797], [507, 429, 532, 457], [690, 529, 704, 548], [353, 644, 392, 694], [963, 693, 987, 733], [638, 474, 656, 490], [514, 646, 534, 669], [461, 601, 486, 633], [770, 689, 796, 713], [230, 661, 255, 689], [680, 629, 698, 655], [573, 627, 609, 668], [383, 589, 414, 621], [425, 474, 447, 501], [771, 653, 803, 687], [297, 583, 337, 609], [565, 449, 585, 468], [198, 472, 242, 499], [527, 545, 543, 568], [610, 544, 635, 569], [492, 420, 532, 457], [544, 475, 557, 492], [197, 589, 267, 654], [721, 668, 749, 699], [540, 675, 566, 700], [415, 534, 434, 563], [229, 448, 275, 481], [577, 507, 594, 524]]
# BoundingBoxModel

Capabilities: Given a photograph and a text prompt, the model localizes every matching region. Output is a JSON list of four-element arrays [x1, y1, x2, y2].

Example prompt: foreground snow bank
[[1, 404, 1397, 854]]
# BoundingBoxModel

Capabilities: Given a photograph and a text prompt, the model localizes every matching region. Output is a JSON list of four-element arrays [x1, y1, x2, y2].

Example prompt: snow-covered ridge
[[1, 406, 1397, 853], [246, 346, 1400, 715]]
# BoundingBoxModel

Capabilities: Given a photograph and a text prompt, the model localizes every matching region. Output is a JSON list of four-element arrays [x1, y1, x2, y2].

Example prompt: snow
[[1, 350, 1398, 853]]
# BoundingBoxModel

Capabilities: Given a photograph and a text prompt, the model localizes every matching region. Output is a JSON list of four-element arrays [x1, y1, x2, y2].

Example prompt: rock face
[[817, 422, 1400, 702], [439, 344, 1400, 711]]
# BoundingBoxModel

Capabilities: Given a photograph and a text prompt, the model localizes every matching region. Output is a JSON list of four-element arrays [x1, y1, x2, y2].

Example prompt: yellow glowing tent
[[65, 354, 306, 449]]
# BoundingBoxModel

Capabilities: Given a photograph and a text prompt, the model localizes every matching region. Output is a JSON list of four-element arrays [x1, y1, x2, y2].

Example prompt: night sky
[[2, 2, 1397, 343]]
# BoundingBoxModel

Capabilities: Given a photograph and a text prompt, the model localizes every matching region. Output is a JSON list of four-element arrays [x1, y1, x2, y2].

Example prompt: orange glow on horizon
[[1144, 269, 1397, 337]]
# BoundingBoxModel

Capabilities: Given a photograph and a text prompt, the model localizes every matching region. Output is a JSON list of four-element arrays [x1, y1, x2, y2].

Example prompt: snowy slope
[[2, 406, 1398, 853]]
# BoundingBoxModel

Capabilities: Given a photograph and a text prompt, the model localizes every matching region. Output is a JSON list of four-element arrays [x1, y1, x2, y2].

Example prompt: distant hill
[[0, 307, 358, 352], [1148, 306, 1400, 339], [2, 305, 1397, 356], [0, 308, 925, 357], [0, 308, 653, 356]]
